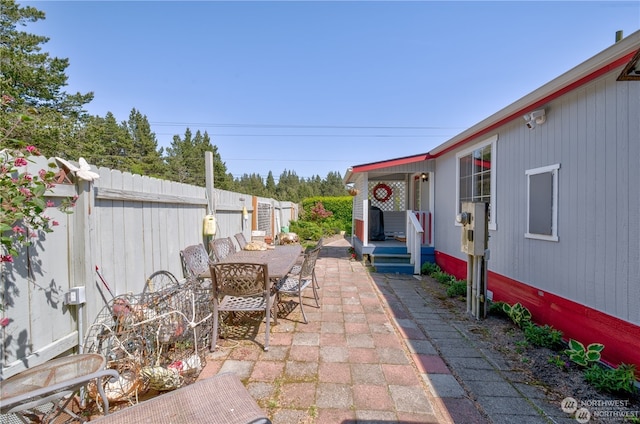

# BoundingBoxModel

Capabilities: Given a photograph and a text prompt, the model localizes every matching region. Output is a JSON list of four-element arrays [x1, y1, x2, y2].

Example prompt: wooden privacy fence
[[0, 155, 297, 379]]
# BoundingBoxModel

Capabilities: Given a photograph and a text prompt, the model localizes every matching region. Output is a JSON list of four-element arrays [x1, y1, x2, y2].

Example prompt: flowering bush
[[309, 202, 333, 221], [1, 95, 74, 263]]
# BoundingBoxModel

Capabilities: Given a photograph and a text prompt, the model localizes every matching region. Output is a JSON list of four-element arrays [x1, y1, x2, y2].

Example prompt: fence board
[[1, 157, 298, 379]]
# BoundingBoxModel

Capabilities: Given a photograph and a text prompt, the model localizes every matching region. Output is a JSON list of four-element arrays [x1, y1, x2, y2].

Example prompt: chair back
[[210, 237, 236, 262], [210, 262, 269, 298], [180, 244, 211, 278], [234, 233, 248, 250], [299, 246, 321, 278]]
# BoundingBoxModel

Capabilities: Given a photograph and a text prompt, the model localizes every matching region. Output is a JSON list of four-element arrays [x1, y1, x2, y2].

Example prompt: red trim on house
[[435, 251, 640, 370], [352, 153, 431, 173], [431, 52, 637, 159], [349, 51, 637, 174], [355, 219, 365, 241]]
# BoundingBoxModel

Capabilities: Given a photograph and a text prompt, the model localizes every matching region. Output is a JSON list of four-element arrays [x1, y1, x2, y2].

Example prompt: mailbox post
[[457, 202, 489, 320]]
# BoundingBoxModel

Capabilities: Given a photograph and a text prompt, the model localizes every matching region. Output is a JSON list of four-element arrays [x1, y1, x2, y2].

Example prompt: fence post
[[71, 178, 95, 352]]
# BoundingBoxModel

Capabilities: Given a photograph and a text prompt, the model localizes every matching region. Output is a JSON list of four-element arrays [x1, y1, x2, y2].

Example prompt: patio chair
[[289, 237, 323, 286], [210, 237, 237, 262], [276, 246, 321, 323], [209, 262, 276, 351], [180, 243, 214, 280], [234, 232, 248, 250]]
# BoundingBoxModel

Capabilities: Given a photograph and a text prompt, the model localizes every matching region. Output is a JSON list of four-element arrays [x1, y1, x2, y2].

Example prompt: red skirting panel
[[435, 250, 640, 370]]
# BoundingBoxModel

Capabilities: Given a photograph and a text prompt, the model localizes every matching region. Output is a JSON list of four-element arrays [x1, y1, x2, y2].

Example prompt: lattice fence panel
[[368, 181, 406, 211], [257, 202, 272, 236]]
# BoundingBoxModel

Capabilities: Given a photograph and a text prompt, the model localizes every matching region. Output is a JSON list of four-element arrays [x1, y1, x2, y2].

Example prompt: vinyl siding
[[434, 71, 640, 325]]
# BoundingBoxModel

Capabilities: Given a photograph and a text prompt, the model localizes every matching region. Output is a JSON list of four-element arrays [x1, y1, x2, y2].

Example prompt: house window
[[456, 135, 497, 229], [525, 164, 560, 241]]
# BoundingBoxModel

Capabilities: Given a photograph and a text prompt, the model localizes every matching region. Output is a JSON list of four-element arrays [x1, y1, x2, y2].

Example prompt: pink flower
[[0, 317, 9, 327], [25, 145, 36, 153], [39, 169, 47, 179], [51, 220, 59, 226], [12, 226, 25, 234], [23, 173, 32, 181], [46, 200, 55, 207], [13, 157, 28, 167], [1, 255, 13, 263]]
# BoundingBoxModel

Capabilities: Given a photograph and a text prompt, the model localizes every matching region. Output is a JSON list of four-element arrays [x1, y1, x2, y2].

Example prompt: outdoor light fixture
[[421, 173, 428, 181], [523, 109, 546, 129]]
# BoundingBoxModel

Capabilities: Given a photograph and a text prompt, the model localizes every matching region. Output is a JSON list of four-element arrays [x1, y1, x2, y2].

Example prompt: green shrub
[[421, 262, 440, 276], [433, 271, 454, 285], [300, 196, 352, 234], [489, 301, 509, 317], [446, 280, 467, 298], [584, 363, 638, 394], [523, 324, 563, 350], [502, 302, 532, 328], [289, 220, 323, 240], [565, 339, 605, 367]]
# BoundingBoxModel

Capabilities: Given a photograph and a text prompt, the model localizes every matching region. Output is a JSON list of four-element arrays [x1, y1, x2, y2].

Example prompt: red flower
[[13, 157, 28, 167], [0, 317, 10, 327], [1, 255, 14, 263]]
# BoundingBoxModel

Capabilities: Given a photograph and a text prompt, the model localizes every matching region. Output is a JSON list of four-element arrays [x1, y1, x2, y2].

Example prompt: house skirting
[[435, 251, 640, 371]]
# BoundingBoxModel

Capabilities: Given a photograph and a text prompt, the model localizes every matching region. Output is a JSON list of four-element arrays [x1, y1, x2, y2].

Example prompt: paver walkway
[[198, 237, 566, 424]]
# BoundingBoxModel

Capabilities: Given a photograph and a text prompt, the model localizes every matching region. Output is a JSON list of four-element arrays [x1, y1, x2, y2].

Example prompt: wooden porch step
[[370, 253, 411, 265], [372, 262, 415, 274], [370, 252, 414, 274]]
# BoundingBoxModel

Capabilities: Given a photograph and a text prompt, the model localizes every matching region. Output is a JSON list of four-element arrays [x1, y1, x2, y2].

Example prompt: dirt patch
[[420, 276, 640, 423]]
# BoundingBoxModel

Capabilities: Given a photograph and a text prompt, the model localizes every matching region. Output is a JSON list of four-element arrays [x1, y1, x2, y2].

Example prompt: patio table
[[200, 244, 302, 280], [0, 353, 119, 423]]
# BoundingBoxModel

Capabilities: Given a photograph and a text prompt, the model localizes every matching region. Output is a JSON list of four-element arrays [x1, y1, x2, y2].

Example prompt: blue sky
[[27, 1, 640, 181]]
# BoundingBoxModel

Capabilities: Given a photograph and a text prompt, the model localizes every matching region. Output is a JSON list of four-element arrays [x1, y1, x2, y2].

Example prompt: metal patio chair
[[209, 262, 276, 351], [276, 246, 321, 324], [289, 237, 323, 288], [210, 237, 237, 262], [234, 232, 248, 250], [180, 243, 214, 280]]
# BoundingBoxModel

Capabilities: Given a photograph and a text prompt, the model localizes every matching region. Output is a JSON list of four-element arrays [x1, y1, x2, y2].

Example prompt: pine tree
[[0, 0, 93, 154]]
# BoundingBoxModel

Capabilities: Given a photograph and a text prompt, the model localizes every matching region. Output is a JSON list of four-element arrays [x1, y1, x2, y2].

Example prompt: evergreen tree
[[124, 108, 165, 178], [276, 170, 301, 202], [265, 171, 277, 197], [165, 128, 231, 188], [0, 0, 93, 154], [321, 171, 345, 196]]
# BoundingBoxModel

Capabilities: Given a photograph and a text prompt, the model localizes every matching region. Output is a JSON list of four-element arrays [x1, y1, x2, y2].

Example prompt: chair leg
[[311, 282, 320, 308], [298, 291, 308, 324], [210, 311, 219, 352], [264, 307, 270, 351]]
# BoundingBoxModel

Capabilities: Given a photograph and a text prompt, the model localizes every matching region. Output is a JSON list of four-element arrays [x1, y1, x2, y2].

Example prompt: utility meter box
[[457, 202, 487, 256]]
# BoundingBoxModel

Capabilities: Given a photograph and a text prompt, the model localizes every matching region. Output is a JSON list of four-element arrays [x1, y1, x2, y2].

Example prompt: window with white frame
[[525, 164, 560, 241], [456, 135, 497, 229]]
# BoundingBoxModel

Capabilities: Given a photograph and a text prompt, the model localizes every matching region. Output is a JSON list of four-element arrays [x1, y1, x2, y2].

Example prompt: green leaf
[[587, 343, 605, 353], [568, 339, 585, 353], [586, 351, 602, 362]]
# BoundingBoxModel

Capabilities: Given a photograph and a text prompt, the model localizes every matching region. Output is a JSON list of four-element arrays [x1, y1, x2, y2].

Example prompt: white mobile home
[[345, 30, 640, 368]]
